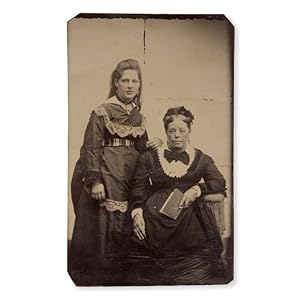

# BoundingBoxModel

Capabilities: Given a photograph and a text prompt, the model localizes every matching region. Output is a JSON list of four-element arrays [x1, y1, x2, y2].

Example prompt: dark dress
[[68, 97, 148, 286], [128, 148, 227, 285]]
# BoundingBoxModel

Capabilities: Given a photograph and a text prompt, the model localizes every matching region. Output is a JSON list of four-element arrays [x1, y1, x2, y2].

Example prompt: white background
[[0, 0, 300, 299]]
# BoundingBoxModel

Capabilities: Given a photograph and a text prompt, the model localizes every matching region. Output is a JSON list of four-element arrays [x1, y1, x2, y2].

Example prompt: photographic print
[[67, 13, 234, 286]]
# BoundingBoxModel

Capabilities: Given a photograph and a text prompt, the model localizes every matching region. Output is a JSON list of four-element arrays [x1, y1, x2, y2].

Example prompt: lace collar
[[94, 103, 146, 138], [157, 144, 196, 178]]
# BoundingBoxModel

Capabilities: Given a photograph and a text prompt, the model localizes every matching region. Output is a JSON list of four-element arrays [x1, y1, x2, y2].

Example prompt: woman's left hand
[[146, 137, 163, 150], [133, 213, 146, 240], [179, 187, 198, 208]]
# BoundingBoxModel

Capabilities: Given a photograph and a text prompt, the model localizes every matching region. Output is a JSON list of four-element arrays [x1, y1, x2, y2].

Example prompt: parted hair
[[163, 106, 195, 131], [107, 59, 143, 110]]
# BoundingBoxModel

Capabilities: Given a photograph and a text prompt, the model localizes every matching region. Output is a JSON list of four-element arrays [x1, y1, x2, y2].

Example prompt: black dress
[[128, 147, 227, 285], [68, 97, 148, 286]]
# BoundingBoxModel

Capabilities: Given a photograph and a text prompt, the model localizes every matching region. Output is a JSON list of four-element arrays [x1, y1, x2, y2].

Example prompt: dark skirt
[[68, 146, 140, 286], [128, 245, 226, 285], [127, 188, 225, 285], [68, 189, 132, 285]]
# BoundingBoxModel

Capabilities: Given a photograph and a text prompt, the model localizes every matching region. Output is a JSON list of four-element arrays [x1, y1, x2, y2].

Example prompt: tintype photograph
[[67, 14, 234, 286]]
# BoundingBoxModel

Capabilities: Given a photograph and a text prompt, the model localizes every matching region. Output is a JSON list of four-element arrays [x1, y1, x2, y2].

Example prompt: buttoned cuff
[[84, 170, 103, 186]]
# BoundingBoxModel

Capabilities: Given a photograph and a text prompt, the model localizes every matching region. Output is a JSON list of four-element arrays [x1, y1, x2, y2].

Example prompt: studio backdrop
[[67, 14, 234, 286]]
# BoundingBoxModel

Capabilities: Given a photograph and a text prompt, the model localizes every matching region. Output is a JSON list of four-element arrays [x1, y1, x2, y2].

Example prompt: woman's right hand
[[146, 137, 163, 150], [133, 213, 146, 240], [91, 182, 106, 201]]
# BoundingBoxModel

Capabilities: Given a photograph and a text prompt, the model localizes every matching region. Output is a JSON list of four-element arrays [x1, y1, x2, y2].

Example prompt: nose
[[128, 80, 133, 88], [174, 129, 180, 138]]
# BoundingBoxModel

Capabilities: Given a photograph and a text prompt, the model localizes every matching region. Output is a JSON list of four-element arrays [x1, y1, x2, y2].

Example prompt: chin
[[170, 144, 184, 151], [126, 93, 136, 99]]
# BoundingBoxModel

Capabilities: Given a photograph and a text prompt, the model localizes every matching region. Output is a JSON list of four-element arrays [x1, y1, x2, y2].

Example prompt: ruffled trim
[[94, 105, 146, 138], [157, 145, 196, 178]]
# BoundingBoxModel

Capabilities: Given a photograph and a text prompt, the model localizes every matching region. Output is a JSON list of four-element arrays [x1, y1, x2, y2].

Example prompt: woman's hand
[[91, 182, 106, 201], [133, 213, 146, 240], [146, 137, 163, 150], [179, 186, 200, 208]]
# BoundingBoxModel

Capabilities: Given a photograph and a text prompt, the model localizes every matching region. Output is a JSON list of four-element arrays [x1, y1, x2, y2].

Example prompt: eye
[[168, 129, 176, 134]]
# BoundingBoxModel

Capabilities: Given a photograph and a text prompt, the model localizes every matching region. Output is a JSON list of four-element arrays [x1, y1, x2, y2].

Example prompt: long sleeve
[[79, 111, 105, 186], [129, 152, 151, 211], [199, 155, 226, 195], [134, 130, 149, 154]]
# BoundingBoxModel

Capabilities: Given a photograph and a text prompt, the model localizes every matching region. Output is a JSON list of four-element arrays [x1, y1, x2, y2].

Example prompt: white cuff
[[131, 208, 143, 219], [192, 185, 201, 197]]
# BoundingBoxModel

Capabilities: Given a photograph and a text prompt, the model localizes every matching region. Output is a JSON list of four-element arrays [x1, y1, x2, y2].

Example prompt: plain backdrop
[[68, 17, 233, 240], [0, 0, 300, 299]]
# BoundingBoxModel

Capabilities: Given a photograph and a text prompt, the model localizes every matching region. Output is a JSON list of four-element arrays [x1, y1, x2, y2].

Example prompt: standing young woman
[[68, 59, 160, 286]]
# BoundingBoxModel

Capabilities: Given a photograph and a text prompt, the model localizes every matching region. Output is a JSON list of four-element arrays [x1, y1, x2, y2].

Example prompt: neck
[[116, 93, 134, 105], [168, 146, 186, 153]]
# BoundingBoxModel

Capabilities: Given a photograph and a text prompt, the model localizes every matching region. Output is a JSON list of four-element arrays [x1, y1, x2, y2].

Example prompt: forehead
[[167, 119, 189, 129], [120, 69, 139, 79]]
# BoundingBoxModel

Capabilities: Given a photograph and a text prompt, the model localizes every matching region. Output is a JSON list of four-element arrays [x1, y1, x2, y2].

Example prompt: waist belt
[[99, 199, 128, 213], [101, 138, 135, 147]]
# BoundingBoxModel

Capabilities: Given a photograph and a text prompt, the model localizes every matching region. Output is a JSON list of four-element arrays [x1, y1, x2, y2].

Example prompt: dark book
[[159, 188, 184, 220]]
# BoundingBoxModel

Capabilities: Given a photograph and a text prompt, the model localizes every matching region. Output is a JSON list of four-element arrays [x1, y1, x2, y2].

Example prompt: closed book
[[159, 188, 184, 220]]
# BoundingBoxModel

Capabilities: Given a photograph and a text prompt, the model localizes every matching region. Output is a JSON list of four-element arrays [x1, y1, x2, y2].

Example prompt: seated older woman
[[128, 106, 227, 285]]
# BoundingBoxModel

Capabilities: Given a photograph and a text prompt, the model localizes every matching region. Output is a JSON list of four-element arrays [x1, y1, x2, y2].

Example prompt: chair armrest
[[202, 193, 225, 203]]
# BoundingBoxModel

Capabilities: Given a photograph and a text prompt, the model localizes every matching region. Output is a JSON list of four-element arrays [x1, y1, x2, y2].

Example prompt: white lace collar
[[94, 104, 146, 138], [157, 144, 196, 178]]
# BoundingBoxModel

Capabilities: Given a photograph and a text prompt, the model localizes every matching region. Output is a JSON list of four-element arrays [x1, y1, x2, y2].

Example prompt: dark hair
[[163, 106, 194, 131], [107, 59, 143, 110]]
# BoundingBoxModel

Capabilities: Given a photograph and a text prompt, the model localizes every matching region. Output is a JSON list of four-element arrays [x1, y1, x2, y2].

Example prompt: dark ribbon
[[164, 149, 190, 165], [116, 94, 136, 106]]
